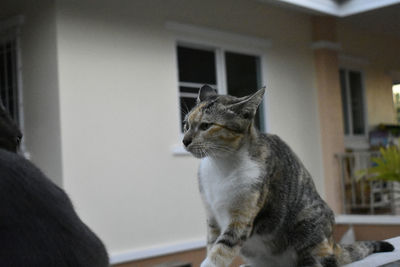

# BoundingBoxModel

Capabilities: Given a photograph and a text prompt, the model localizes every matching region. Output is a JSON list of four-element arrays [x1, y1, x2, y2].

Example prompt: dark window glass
[[0, 40, 19, 124], [180, 86, 200, 94], [0, 44, 5, 104], [179, 96, 197, 132], [349, 71, 365, 135], [340, 69, 365, 136], [225, 51, 263, 130], [177, 46, 216, 84], [340, 69, 350, 135]]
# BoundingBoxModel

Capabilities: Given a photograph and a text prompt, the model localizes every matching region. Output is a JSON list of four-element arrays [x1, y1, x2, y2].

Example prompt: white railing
[[336, 152, 400, 215]]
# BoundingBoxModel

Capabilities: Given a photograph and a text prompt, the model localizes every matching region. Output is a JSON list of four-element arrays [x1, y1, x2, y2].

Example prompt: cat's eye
[[199, 123, 212, 131]]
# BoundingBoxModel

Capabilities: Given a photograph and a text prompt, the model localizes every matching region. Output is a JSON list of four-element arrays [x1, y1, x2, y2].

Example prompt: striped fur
[[183, 86, 394, 267]]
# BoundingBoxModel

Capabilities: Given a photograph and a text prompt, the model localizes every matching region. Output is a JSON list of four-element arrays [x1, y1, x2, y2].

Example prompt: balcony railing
[[336, 152, 400, 215]]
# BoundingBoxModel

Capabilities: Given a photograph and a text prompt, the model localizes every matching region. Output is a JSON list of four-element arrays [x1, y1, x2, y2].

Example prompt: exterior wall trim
[[336, 215, 400, 225], [339, 55, 370, 68], [165, 21, 272, 52], [344, 236, 400, 267], [110, 222, 400, 265], [311, 40, 341, 51], [110, 239, 206, 265], [259, 0, 400, 17]]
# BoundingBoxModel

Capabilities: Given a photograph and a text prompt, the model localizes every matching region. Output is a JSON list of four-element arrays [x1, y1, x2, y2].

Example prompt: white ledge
[[166, 21, 272, 50], [171, 144, 191, 156], [109, 219, 399, 265], [336, 214, 400, 225], [344, 236, 400, 267], [110, 239, 206, 264]]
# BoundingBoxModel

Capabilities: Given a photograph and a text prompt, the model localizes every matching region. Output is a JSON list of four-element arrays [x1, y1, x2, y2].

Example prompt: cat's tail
[[336, 240, 394, 265]]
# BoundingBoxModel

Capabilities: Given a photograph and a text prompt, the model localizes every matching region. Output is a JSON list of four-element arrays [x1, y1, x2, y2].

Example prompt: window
[[339, 69, 366, 137], [393, 83, 400, 124], [176, 44, 264, 132], [0, 17, 25, 154], [0, 37, 20, 125]]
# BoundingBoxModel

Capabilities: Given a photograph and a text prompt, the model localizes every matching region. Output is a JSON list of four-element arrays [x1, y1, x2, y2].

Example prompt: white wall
[[0, 0, 63, 186], [55, 0, 324, 258]]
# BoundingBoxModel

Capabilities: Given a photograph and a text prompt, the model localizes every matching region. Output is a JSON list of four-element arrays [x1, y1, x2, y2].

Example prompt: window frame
[[174, 42, 267, 154], [339, 67, 369, 148], [0, 16, 26, 154], [167, 22, 271, 155]]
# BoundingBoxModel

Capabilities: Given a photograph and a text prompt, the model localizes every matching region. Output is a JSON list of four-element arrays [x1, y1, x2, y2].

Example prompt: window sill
[[171, 144, 191, 156], [336, 214, 400, 225], [344, 135, 369, 150]]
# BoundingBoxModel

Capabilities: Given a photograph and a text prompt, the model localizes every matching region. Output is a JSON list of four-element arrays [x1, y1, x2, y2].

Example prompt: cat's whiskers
[[180, 101, 191, 117], [190, 143, 209, 158]]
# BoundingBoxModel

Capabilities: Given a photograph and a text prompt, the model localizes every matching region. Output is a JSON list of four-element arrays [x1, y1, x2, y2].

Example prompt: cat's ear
[[228, 87, 266, 119], [197, 85, 217, 103]]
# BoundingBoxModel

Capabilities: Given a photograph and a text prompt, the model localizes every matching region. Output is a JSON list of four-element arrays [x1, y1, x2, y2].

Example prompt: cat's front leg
[[201, 191, 267, 267], [206, 216, 220, 253], [201, 220, 248, 267], [201, 195, 221, 254]]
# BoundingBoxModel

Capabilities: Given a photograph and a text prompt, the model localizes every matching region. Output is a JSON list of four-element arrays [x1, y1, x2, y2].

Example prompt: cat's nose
[[182, 137, 192, 147]]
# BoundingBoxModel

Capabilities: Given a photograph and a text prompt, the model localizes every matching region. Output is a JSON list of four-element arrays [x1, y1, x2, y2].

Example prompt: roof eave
[[259, 0, 400, 17]]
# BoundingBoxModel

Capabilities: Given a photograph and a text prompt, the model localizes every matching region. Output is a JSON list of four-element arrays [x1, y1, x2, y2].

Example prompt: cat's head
[[0, 102, 22, 153], [183, 85, 265, 158]]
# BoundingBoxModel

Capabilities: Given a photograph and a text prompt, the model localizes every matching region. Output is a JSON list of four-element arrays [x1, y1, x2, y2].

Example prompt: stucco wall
[[55, 0, 324, 256], [0, 0, 63, 186]]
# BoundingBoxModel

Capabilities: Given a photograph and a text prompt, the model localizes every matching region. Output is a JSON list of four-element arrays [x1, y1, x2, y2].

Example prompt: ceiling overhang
[[260, 0, 400, 17]]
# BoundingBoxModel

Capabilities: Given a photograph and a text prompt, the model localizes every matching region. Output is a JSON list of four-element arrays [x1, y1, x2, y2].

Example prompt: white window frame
[[340, 67, 369, 149], [0, 16, 27, 154], [167, 22, 271, 155]]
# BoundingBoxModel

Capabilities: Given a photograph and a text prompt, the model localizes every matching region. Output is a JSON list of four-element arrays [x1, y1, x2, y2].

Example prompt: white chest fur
[[199, 151, 261, 230]]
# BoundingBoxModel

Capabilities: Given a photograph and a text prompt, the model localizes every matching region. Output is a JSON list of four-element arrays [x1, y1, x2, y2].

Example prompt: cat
[[0, 104, 109, 267], [182, 85, 394, 267]]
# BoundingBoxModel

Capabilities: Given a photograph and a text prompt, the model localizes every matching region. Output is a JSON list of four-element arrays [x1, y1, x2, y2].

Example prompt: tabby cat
[[183, 85, 394, 267], [0, 104, 109, 267]]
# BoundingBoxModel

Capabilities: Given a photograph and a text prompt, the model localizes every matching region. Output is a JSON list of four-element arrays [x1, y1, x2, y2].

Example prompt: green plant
[[359, 146, 400, 182]]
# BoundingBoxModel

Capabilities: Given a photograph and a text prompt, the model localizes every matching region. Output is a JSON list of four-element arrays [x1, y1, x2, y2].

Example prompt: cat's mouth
[[185, 144, 208, 158]]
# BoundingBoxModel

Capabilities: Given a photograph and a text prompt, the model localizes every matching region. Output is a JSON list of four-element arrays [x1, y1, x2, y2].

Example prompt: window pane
[[0, 40, 19, 124], [339, 69, 350, 135], [0, 43, 5, 106], [393, 84, 400, 123], [6, 43, 15, 121], [349, 71, 365, 135], [180, 86, 199, 95], [177, 46, 216, 84], [225, 51, 263, 130], [179, 96, 197, 132]]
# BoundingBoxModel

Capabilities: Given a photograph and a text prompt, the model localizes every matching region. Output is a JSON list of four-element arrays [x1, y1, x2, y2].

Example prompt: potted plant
[[362, 146, 400, 182]]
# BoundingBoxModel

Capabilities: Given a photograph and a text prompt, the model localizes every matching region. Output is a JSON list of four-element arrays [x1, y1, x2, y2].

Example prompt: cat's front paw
[[200, 257, 217, 267]]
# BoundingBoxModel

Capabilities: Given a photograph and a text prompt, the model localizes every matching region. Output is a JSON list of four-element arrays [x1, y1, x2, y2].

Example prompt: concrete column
[[312, 16, 345, 214]]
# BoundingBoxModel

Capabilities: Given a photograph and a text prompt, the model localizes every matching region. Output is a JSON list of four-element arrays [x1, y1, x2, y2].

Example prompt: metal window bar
[[336, 152, 400, 215]]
